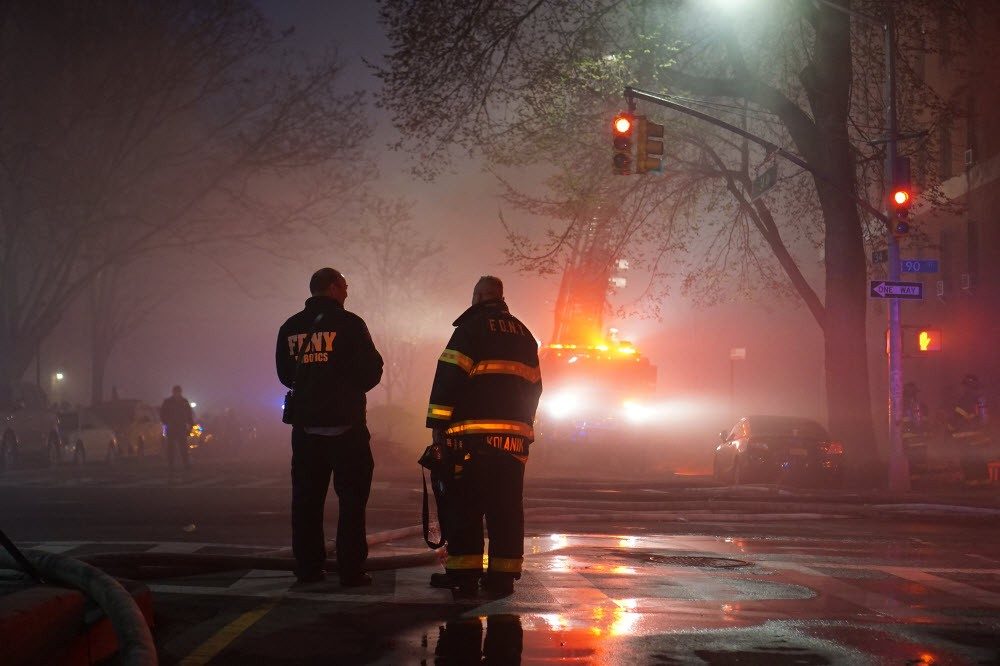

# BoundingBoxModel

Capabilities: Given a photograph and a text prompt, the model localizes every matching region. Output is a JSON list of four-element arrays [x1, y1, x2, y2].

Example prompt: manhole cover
[[620, 552, 752, 568]]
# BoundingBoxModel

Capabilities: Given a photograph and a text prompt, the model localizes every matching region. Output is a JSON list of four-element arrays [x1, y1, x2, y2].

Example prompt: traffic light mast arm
[[624, 86, 888, 224]]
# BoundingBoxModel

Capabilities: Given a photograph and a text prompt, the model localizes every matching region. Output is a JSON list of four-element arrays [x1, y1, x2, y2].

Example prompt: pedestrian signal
[[893, 326, 942, 355], [915, 328, 941, 352]]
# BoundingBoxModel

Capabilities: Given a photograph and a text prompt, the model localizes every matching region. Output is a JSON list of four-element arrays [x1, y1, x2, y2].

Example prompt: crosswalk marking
[[881, 566, 1000, 606], [0, 472, 291, 489]]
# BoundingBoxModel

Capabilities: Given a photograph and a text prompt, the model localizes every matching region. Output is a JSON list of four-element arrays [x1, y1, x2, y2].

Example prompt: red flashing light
[[822, 441, 844, 455]]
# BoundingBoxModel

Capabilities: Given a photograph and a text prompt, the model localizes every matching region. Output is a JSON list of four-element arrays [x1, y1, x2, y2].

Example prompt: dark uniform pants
[[291, 426, 373, 578], [164, 426, 189, 470], [444, 436, 526, 583]]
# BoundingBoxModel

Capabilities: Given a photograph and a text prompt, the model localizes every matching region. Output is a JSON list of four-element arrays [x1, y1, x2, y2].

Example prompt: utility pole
[[883, 4, 910, 491]]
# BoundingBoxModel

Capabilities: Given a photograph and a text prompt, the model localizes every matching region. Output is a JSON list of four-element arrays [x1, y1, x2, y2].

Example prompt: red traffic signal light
[[612, 113, 634, 175], [613, 115, 633, 134], [892, 189, 910, 207]]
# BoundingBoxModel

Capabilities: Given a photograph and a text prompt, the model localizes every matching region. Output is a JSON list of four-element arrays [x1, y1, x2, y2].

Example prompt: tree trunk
[[90, 343, 110, 407], [818, 183, 878, 475], [807, 5, 878, 480]]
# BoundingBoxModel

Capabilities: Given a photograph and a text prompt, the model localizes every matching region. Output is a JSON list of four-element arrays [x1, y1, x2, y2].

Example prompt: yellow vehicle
[[91, 399, 163, 457]]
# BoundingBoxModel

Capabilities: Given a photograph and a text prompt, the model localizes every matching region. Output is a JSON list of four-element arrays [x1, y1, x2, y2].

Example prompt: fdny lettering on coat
[[287, 332, 336, 364], [486, 435, 525, 454], [488, 319, 528, 336]]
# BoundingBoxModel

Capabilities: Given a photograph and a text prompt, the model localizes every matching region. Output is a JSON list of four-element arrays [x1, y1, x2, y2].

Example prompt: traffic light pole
[[883, 5, 910, 491], [623, 87, 889, 225]]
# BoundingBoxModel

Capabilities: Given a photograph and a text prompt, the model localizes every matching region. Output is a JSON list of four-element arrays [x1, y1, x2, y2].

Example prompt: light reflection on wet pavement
[[378, 533, 1000, 664]]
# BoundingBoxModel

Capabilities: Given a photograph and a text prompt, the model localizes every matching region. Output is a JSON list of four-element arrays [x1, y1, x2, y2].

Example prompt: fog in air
[[22, 0, 842, 477]]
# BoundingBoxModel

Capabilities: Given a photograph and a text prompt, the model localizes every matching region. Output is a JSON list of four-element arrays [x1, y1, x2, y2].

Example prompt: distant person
[[160, 385, 194, 472], [425, 275, 542, 598], [901, 382, 929, 469], [950, 374, 990, 482], [276, 267, 383, 586]]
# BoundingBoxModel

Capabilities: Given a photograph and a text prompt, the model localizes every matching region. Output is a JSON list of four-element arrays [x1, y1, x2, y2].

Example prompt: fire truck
[[536, 218, 657, 443]]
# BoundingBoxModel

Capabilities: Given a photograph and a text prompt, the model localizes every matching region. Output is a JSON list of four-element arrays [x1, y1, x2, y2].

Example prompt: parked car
[[91, 399, 163, 457], [58, 410, 119, 464], [713, 415, 845, 487], [1, 383, 63, 470]]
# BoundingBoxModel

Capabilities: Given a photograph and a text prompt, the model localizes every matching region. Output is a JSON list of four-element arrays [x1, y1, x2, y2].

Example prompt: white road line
[[392, 566, 454, 603], [776, 562, 950, 621], [229, 569, 296, 594], [880, 566, 1000, 607], [148, 582, 400, 604], [531, 564, 615, 610], [180, 476, 232, 488], [30, 542, 79, 554], [240, 478, 285, 488], [148, 542, 210, 554]]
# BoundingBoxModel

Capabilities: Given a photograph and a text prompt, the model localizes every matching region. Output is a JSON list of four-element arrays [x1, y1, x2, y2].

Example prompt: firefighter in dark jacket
[[426, 275, 542, 597], [276, 267, 383, 586]]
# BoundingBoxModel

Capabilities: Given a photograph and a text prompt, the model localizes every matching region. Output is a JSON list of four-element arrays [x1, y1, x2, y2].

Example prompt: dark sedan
[[712, 415, 845, 487]]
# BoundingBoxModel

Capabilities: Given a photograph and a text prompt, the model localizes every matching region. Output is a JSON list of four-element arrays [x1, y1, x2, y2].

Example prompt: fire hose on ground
[[0, 530, 157, 666], [0, 524, 444, 665]]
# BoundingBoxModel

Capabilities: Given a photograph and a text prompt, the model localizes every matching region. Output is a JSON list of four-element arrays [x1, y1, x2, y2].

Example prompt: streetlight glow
[[55, 372, 65, 381]]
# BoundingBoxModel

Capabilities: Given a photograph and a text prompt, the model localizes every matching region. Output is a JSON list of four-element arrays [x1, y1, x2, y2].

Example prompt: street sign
[[871, 249, 888, 264], [900, 259, 939, 273], [750, 164, 777, 199], [729, 347, 746, 361], [870, 280, 923, 299]]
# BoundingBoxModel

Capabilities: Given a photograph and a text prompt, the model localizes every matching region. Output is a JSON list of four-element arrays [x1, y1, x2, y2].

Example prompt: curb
[[0, 577, 152, 666]]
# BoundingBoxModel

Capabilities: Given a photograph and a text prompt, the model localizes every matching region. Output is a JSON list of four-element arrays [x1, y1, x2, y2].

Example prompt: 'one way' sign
[[869, 281, 923, 300]]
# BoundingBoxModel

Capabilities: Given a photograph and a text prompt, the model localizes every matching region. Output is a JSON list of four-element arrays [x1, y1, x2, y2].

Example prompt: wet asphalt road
[[2, 454, 999, 664]]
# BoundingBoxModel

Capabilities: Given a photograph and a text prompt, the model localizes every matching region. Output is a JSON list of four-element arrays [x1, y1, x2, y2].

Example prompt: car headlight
[[544, 392, 585, 420], [622, 400, 654, 424]]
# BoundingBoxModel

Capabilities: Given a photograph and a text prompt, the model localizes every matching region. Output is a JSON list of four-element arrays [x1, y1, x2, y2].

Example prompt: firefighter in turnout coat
[[426, 276, 542, 597]]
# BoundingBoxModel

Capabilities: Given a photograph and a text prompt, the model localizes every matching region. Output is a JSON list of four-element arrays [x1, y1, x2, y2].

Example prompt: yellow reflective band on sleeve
[[444, 420, 534, 439], [439, 349, 474, 373], [427, 404, 454, 420], [470, 360, 540, 383], [446, 554, 485, 571], [488, 557, 523, 574]]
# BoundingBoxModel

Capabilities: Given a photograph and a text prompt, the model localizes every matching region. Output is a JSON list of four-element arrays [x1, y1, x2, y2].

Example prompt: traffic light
[[889, 156, 912, 235], [612, 113, 634, 175], [635, 116, 664, 174]]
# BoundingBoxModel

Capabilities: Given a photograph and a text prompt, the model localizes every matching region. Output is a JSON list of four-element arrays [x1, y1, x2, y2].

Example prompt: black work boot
[[429, 571, 454, 588], [450, 572, 481, 599], [483, 572, 516, 598]]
